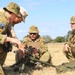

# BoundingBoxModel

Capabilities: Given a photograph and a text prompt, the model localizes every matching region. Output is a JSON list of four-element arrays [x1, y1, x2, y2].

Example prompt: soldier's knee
[[40, 51, 51, 63]]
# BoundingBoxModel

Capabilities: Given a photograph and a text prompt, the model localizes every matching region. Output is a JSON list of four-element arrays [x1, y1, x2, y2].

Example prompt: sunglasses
[[30, 33, 37, 35]]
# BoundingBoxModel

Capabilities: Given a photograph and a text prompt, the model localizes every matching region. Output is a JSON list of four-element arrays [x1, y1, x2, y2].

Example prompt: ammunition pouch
[[2, 42, 12, 52]]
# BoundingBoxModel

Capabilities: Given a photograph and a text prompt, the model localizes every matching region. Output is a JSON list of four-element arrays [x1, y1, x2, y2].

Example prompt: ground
[[4, 43, 75, 75]]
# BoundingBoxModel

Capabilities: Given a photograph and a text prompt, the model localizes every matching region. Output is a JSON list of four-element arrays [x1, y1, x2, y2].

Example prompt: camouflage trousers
[[0, 65, 4, 75], [40, 51, 51, 63], [0, 52, 7, 75]]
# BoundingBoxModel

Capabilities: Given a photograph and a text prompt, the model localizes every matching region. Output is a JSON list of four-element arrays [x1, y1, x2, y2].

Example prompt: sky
[[0, 0, 75, 40]]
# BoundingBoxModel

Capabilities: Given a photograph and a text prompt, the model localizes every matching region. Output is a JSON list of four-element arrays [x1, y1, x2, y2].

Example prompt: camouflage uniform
[[64, 31, 75, 61], [22, 25, 51, 63], [0, 2, 21, 75], [64, 16, 75, 61]]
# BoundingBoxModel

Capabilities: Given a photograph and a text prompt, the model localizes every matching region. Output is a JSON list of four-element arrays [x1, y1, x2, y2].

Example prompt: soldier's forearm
[[4, 37, 18, 44], [5, 37, 12, 42]]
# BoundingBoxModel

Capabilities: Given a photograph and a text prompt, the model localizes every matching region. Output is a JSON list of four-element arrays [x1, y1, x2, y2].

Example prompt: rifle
[[11, 46, 56, 74]]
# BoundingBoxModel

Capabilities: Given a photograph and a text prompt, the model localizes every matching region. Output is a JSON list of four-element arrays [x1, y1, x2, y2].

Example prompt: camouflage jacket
[[0, 9, 16, 44], [22, 35, 48, 54], [67, 30, 75, 48]]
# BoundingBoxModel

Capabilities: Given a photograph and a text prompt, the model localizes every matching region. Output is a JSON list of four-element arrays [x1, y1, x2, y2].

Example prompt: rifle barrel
[[30, 57, 56, 68]]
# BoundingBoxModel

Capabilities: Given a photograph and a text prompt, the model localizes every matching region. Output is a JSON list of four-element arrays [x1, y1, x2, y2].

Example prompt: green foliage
[[42, 35, 52, 43], [54, 36, 65, 43]]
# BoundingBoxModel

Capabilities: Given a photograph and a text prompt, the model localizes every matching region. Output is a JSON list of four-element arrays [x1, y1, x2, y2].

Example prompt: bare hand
[[18, 43, 25, 54], [5, 37, 25, 54], [63, 44, 70, 52]]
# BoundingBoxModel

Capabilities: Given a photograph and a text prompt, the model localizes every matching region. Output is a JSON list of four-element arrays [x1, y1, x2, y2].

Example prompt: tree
[[42, 35, 52, 43], [54, 36, 65, 43]]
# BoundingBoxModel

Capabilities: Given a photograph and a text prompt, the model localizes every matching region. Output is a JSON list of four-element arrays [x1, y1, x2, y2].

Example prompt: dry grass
[[4, 43, 75, 75]]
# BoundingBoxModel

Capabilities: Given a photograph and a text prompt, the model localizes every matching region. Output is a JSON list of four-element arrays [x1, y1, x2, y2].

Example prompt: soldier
[[0, 2, 28, 75], [63, 16, 75, 61], [10, 6, 28, 38], [16, 25, 52, 67]]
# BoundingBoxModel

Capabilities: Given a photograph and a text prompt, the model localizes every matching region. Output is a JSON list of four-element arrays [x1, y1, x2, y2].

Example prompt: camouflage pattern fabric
[[22, 35, 51, 63], [4, 2, 21, 17], [0, 6, 19, 75], [70, 16, 75, 23], [56, 60, 75, 73], [0, 2, 21, 75], [64, 30, 75, 61], [0, 65, 4, 75], [0, 10, 10, 75], [28, 25, 39, 33]]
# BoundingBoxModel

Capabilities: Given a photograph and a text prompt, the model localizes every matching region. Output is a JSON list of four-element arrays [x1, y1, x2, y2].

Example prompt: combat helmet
[[70, 16, 75, 23], [4, 2, 21, 17], [28, 25, 39, 33], [20, 7, 28, 22]]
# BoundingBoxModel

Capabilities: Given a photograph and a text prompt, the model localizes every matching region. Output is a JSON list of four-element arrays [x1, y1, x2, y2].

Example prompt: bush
[[42, 35, 52, 43], [54, 36, 65, 43]]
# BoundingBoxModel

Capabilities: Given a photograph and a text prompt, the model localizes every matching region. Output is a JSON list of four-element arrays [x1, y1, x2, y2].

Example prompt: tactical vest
[[27, 39, 40, 50]]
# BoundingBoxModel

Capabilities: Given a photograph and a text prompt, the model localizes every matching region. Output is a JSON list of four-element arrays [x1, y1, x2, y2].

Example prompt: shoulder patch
[[0, 23, 4, 29]]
